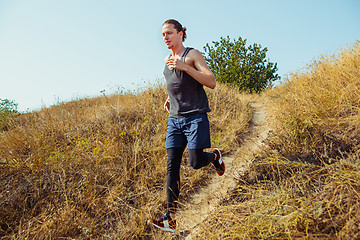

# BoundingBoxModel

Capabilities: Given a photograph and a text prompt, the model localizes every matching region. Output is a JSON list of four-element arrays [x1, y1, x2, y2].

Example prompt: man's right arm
[[164, 96, 170, 112]]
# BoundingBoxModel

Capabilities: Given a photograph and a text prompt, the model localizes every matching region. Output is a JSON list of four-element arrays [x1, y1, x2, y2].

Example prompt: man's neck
[[170, 45, 186, 57]]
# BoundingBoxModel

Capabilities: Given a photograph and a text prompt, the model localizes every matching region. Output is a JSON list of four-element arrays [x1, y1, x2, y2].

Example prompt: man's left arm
[[185, 50, 216, 89]]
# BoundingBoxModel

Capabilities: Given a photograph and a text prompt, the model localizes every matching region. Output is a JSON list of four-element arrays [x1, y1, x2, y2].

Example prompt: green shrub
[[204, 36, 280, 93], [0, 99, 19, 131]]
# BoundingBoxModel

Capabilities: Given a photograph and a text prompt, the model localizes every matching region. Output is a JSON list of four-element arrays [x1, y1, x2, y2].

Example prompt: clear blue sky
[[1, 0, 359, 112]]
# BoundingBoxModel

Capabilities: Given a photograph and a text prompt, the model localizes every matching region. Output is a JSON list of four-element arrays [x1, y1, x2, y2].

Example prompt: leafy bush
[[204, 36, 280, 93], [0, 99, 19, 131]]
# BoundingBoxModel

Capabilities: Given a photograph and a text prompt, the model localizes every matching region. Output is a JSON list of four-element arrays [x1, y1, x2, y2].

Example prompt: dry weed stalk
[[0, 83, 250, 239]]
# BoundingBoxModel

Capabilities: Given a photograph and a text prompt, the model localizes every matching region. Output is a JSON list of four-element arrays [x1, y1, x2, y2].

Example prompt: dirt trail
[[177, 101, 271, 239]]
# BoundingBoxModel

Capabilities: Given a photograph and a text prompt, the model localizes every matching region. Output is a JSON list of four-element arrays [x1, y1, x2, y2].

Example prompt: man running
[[148, 19, 225, 233]]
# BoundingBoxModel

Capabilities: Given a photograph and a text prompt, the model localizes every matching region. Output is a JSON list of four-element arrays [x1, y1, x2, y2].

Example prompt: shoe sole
[[147, 219, 176, 233], [213, 148, 225, 176], [217, 162, 225, 176]]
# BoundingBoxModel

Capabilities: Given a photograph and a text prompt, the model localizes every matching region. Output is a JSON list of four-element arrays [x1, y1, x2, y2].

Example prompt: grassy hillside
[[2, 41, 359, 239], [198, 42, 360, 239], [0, 83, 251, 239]]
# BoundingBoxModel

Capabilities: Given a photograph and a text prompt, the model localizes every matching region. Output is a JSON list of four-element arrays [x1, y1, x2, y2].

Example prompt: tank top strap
[[181, 47, 193, 61]]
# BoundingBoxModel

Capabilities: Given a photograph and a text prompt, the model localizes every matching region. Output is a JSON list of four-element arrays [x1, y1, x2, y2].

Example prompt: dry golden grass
[[0, 83, 251, 239], [197, 41, 360, 239], [267, 41, 360, 163], [3, 41, 358, 239]]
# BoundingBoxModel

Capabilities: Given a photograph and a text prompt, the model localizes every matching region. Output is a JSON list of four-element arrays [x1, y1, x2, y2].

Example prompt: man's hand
[[164, 97, 170, 112], [165, 50, 216, 89], [166, 57, 188, 71]]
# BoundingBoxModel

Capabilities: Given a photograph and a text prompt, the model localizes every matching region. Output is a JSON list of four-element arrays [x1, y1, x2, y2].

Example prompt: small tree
[[204, 36, 280, 93], [0, 99, 19, 131]]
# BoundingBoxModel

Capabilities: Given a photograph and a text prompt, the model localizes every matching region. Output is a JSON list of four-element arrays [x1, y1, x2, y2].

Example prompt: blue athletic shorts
[[166, 113, 211, 150]]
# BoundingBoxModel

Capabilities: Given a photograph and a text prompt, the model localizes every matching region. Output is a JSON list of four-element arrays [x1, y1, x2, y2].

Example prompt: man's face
[[162, 23, 183, 49]]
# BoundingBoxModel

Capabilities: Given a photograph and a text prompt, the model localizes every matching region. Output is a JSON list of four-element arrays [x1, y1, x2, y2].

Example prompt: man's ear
[[178, 31, 184, 41]]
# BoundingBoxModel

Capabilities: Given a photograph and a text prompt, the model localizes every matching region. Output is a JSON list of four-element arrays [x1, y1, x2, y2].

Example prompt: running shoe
[[147, 212, 176, 233], [212, 148, 225, 176]]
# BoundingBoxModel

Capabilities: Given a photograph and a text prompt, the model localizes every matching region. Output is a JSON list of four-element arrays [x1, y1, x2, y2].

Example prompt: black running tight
[[166, 148, 215, 213]]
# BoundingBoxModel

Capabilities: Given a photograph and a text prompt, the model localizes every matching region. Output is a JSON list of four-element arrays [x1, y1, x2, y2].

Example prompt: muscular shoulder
[[185, 49, 205, 66], [187, 48, 203, 59]]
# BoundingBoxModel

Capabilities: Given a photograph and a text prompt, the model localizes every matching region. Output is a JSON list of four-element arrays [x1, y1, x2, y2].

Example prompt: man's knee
[[188, 149, 203, 169], [190, 161, 202, 169]]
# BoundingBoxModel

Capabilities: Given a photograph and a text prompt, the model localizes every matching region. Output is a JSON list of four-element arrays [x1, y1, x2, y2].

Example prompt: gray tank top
[[164, 47, 211, 118]]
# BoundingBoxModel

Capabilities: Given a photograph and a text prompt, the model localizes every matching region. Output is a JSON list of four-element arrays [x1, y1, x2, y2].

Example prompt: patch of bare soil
[[177, 101, 271, 239]]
